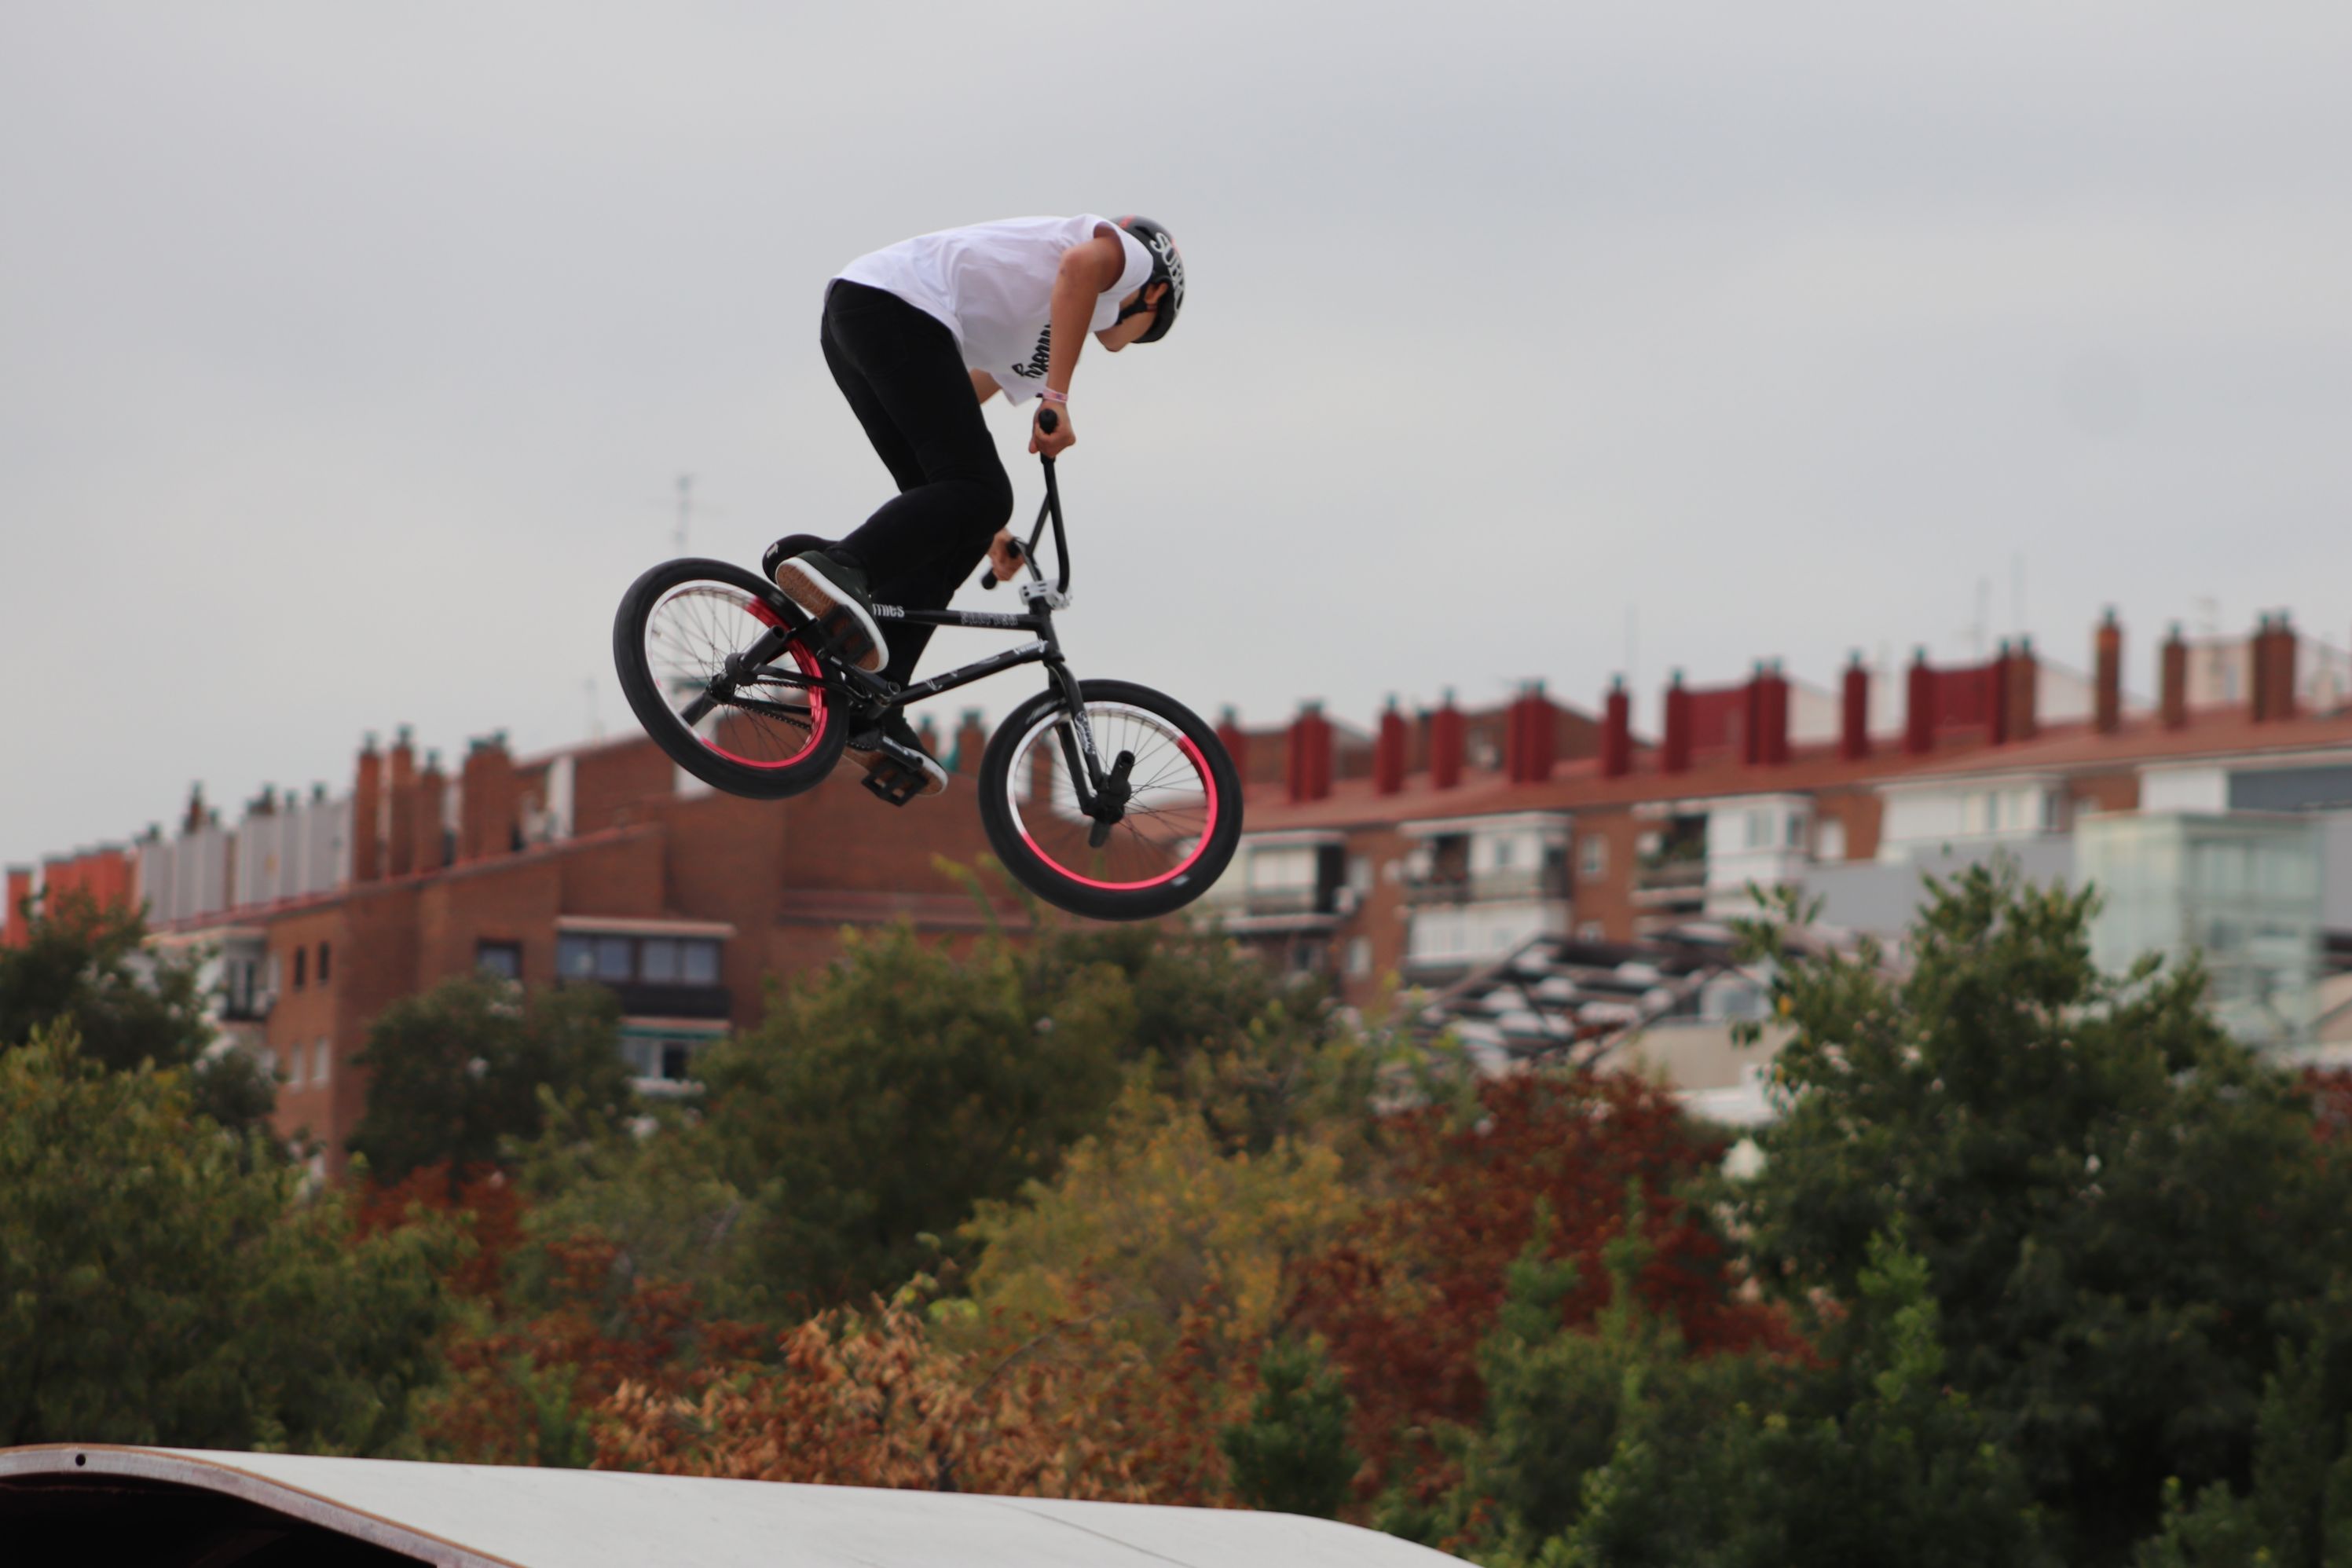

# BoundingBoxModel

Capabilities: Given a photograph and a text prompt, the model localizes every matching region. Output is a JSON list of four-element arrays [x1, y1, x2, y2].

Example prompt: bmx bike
[[610, 416, 1244, 921]]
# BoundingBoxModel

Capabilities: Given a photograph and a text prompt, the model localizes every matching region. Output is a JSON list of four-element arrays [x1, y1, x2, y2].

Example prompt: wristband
[[1038, 389, 1068, 406]]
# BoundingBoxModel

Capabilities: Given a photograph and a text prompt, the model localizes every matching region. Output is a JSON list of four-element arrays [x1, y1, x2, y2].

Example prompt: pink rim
[[1017, 731, 1218, 892], [674, 589, 826, 771]]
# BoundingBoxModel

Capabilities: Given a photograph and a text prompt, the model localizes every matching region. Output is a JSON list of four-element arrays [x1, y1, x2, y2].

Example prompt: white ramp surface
[[0, 1445, 1467, 1566]]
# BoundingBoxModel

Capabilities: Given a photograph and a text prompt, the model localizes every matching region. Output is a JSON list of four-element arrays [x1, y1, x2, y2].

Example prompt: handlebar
[[979, 407, 1068, 595]]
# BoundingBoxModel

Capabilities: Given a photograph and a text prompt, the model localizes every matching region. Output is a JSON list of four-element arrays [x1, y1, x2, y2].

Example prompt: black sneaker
[[771, 548, 889, 674], [850, 713, 950, 800]]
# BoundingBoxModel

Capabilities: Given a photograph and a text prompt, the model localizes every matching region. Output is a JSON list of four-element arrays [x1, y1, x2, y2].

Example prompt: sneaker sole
[[771, 557, 889, 674]]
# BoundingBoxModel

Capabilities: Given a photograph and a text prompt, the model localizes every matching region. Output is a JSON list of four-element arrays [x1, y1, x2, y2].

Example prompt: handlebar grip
[[1038, 407, 1059, 434], [979, 536, 1024, 591]]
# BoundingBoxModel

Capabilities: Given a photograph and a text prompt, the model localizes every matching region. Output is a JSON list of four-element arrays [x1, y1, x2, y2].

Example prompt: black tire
[[612, 557, 848, 800], [978, 678, 1244, 921]]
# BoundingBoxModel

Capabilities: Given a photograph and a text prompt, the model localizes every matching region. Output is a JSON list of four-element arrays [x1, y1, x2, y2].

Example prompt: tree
[[0, 1026, 450, 1452], [961, 1081, 1359, 1367], [0, 886, 273, 1138], [348, 973, 632, 1186], [1731, 863, 2352, 1565], [1285, 1069, 1792, 1500], [2134, 1291, 2352, 1568], [1555, 1231, 2055, 1568], [692, 924, 1128, 1308], [1221, 1337, 1360, 1518]]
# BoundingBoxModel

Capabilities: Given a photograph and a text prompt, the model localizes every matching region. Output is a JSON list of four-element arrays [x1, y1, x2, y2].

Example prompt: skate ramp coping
[[0, 1445, 1465, 1566]]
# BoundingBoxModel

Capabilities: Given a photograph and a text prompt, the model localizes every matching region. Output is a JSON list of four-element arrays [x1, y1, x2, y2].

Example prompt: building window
[[291, 947, 306, 990], [557, 933, 597, 979], [1580, 835, 1607, 878], [1745, 809, 1771, 849], [314, 1038, 332, 1086], [478, 940, 522, 980], [1346, 937, 1372, 977], [555, 932, 723, 987], [317, 941, 332, 985]]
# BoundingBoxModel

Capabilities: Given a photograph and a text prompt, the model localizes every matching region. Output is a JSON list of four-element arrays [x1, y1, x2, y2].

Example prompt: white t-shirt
[[833, 214, 1154, 405]]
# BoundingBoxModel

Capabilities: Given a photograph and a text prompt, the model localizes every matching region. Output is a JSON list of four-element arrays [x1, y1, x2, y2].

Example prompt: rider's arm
[[970, 370, 1000, 405], [1035, 230, 1128, 454]]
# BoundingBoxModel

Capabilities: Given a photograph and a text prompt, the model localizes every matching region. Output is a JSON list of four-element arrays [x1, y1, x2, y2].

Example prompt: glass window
[[292, 947, 306, 990], [1581, 836, 1606, 877], [478, 941, 522, 980], [1785, 814, 1803, 848], [557, 935, 597, 978], [661, 1042, 691, 1080], [317, 941, 332, 984], [595, 936, 634, 981], [1745, 810, 1769, 848], [314, 1038, 332, 1086], [639, 939, 680, 982], [681, 940, 720, 985]]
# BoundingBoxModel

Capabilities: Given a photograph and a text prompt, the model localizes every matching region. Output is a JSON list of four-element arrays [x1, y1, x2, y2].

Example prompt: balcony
[[1406, 865, 1572, 906], [600, 980, 732, 1020]]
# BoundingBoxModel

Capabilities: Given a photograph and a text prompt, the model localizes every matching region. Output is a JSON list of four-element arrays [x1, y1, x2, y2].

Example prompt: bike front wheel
[[977, 678, 1244, 921], [612, 558, 848, 800]]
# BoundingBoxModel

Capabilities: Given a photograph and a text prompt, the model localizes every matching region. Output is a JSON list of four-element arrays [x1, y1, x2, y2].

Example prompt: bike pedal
[[860, 760, 926, 808]]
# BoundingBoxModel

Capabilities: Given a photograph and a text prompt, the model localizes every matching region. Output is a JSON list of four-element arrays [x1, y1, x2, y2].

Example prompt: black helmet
[[1113, 214, 1184, 343]]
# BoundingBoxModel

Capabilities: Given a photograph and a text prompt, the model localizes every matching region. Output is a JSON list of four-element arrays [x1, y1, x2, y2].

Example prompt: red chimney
[[415, 751, 448, 874], [3, 866, 32, 948], [1758, 661, 1790, 766], [1285, 702, 1333, 803], [1987, 643, 2013, 746], [352, 736, 383, 883], [1601, 677, 1632, 778], [1904, 650, 1934, 755], [2254, 613, 2299, 723], [1430, 692, 1465, 789], [1661, 672, 1692, 774], [1216, 707, 1248, 781], [1506, 683, 1555, 785], [1374, 701, 1408, 795], [2094, 610, 2123, 734], [1840, 654, 1870, 761], [2160, 625, 2189, 730], [387, 726, 418, 877], [1740, 665, 1764, 766], [2007, 638, 2039, 742], [460, 734, 521, 861], [951, 709, 988, 775]]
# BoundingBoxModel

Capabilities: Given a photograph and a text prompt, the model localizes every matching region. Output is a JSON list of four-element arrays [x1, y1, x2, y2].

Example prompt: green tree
[[694, 924, 1128, 1307], [2135, 1294, 2352, 1568], [0, 1026, 451, 1451], [1729, 863, 2352, 1564], [0, 886, 274, 1138], [348, 973, 632, 1187], [1556, 1231, 2053, 1568], [1222, 1336, 1361, 1518]]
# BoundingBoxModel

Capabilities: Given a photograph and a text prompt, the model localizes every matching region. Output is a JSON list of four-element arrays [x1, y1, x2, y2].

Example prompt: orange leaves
[[593, 1291, 1157, 1500]]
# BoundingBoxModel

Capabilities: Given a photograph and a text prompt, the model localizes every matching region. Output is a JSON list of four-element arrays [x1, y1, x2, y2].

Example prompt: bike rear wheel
[[977, 678, 1243, 921], [612, 557, 847, 800]]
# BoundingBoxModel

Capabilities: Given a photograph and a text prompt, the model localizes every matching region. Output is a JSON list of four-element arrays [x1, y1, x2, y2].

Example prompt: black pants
[[819, 280, 1015, 687]]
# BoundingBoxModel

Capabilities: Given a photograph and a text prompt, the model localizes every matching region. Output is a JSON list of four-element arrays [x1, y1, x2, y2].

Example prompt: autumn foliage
[[1287, 1070, 1795, 1497]]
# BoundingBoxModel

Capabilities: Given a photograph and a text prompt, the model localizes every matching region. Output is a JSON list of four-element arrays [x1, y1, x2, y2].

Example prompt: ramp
[[0, 1445, 1464, 1566]]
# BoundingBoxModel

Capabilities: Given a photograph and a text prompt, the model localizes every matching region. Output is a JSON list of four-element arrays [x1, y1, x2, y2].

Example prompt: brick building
[[1205, 610, 2352, 1051], [9, 715, 1016, 1176]]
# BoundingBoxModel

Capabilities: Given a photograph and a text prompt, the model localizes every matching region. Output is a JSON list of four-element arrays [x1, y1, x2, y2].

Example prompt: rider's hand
[[987, 529, 1023, 581], [1030, 402, 1075, 459]]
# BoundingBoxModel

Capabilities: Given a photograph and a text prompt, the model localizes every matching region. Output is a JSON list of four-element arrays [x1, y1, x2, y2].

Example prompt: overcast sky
[[5, 2, 2349, 870]]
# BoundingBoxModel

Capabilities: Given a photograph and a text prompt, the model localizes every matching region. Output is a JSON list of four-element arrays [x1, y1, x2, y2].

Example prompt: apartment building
[[6, 713, 1017, 1174], [1204, 611, 2352, 1052]]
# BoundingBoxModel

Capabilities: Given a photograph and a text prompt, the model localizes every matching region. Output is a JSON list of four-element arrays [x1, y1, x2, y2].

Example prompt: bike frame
[[742, 456, 1114, 813]]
